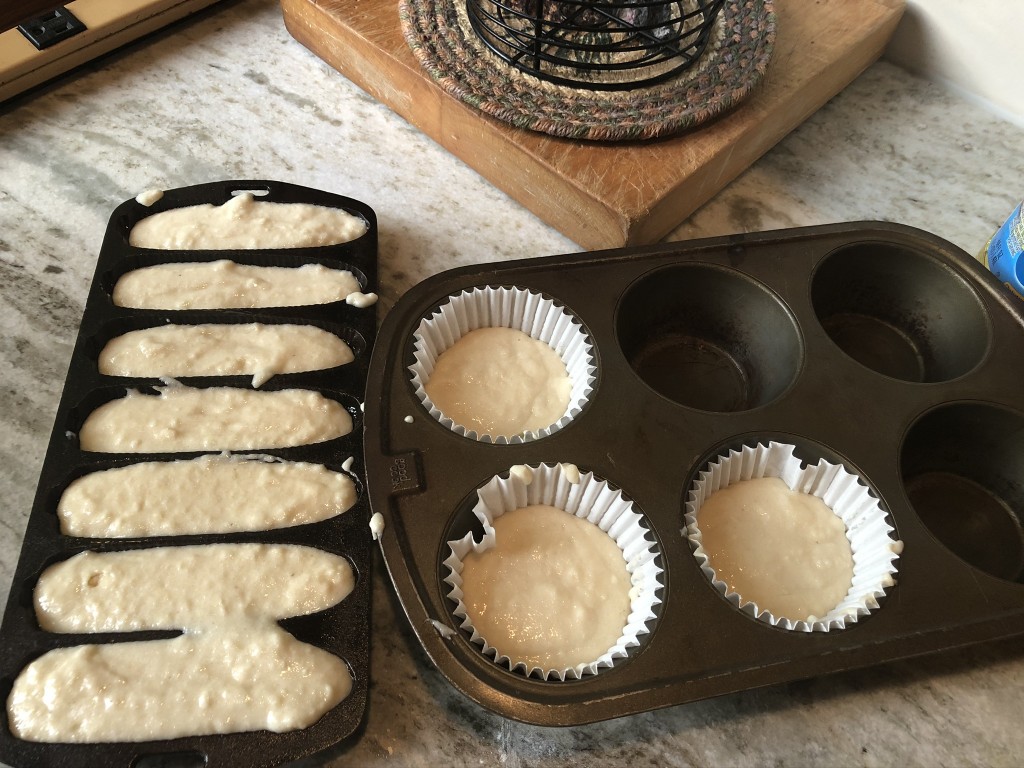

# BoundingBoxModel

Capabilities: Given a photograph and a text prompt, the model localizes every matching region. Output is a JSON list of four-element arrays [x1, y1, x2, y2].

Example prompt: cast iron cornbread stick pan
[[364, 221, 1024, 727], [0, 181, 377, 768]]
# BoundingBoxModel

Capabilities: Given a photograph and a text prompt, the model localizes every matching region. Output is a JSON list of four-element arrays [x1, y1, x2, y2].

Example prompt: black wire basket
[[465, 0, 726, 90]]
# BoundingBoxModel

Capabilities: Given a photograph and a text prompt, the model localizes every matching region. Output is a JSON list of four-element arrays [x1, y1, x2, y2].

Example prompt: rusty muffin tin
[[0, 180, 377, 768], [364, 221, 1024, 726]]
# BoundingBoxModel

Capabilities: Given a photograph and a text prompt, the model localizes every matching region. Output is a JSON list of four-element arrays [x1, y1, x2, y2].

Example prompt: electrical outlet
[[0, 0, 222, 103], [18, 8, 87, 51]]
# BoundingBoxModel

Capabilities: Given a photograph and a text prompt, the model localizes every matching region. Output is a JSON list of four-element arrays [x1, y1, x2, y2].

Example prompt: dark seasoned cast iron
[[0, 180, 377, 767]]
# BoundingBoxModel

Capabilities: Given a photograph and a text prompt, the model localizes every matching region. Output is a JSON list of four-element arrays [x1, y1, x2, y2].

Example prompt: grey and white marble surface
[[2, 1, 1024, 765]]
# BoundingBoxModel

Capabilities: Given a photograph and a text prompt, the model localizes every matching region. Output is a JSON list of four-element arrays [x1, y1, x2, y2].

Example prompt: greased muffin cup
[[443, 462, 663, 680], [409, 286, 596, 443], [684, 441, 902, 632]]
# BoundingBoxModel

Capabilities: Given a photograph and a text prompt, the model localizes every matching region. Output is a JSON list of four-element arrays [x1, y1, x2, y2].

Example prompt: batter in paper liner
[[424, 327, 572, 437], [458, 503, 631, 670], [697, 476, 854, 621]]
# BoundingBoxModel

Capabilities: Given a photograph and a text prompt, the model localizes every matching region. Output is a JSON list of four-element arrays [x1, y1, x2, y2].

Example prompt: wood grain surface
[[281, 0, 905, 249]]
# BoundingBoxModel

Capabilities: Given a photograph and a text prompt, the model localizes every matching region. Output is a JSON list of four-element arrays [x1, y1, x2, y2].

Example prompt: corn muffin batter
[[127, 192, 366, 249], [112, 260, 362, 310], [33, 544, 354, 632], [459, 504, 631, 670], [7, 628, 352, 742], [79, 386, 352, 453], [58, 455, 356, 537], [697, 476, 854, 620], [11, 543, 354, 742], [99, 323, 354, 386], [425, 327, 571, 438]]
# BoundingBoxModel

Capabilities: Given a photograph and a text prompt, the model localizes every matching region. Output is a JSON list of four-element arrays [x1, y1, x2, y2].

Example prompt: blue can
[[986, 202, 1024, 298]]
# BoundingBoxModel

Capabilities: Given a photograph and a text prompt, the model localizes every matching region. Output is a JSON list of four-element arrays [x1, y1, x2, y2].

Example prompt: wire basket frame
[[465, 0, 726, 90]]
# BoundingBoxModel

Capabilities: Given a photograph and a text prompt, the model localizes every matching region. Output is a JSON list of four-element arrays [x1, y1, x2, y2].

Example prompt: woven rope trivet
[[399, 0, 776, 141]]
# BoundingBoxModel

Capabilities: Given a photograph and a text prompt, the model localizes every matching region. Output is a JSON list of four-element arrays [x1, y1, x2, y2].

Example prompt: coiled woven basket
[[400, 0, 776, 141]]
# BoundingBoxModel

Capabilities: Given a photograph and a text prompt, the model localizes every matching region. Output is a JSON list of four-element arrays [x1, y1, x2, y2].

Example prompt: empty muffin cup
[[901, 403, 1024, 582], [811, 241, 989, 382], [443, 462, 663, 680], [684, 441, 902, 632], [616, 264, 802, 412], [409, 286, 596, 443]]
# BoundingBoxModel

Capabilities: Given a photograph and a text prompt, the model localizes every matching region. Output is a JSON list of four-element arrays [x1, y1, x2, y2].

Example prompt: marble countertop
[[2, 1, 1023, 765]]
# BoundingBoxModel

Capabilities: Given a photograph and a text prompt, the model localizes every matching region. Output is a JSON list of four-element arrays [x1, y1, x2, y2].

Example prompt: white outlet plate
[[0, 0, 222, 103]]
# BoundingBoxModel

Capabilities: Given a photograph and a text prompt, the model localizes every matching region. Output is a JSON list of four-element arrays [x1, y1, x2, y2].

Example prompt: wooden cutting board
[[281, 0, 905, 249]]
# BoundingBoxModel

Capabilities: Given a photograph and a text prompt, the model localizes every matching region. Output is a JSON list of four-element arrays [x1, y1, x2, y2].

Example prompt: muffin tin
[[364, 221, 1024, 726], [0, 180, 377, 767]]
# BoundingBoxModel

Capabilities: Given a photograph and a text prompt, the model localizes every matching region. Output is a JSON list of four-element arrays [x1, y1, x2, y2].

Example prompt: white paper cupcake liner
[[443, 462, 663, 680], [684, 441, 903, 633], [409, 286, 596, 444]]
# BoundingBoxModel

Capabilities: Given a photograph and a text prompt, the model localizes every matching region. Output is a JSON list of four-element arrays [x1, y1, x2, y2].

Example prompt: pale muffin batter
[[7, 190, 369, 745], [697, 477, 854, 621], [425, 327, 571, 437], [79, 386, 352, 453], [112, 260, 361, 310], [99, 323, 354, 387], [11, 543, 354, 742], [135, 189, 163, 206], [58, 455, 357, 537], [7, 628, 352, 742], [127, 192, 367, 249], [33, 544, 354, 632], [459, 504, 631, 670]]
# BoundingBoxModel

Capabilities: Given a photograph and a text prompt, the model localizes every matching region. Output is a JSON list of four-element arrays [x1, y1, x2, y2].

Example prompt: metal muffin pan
[[0, 180, 377, 768], [364, 221, 1024, 726]]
